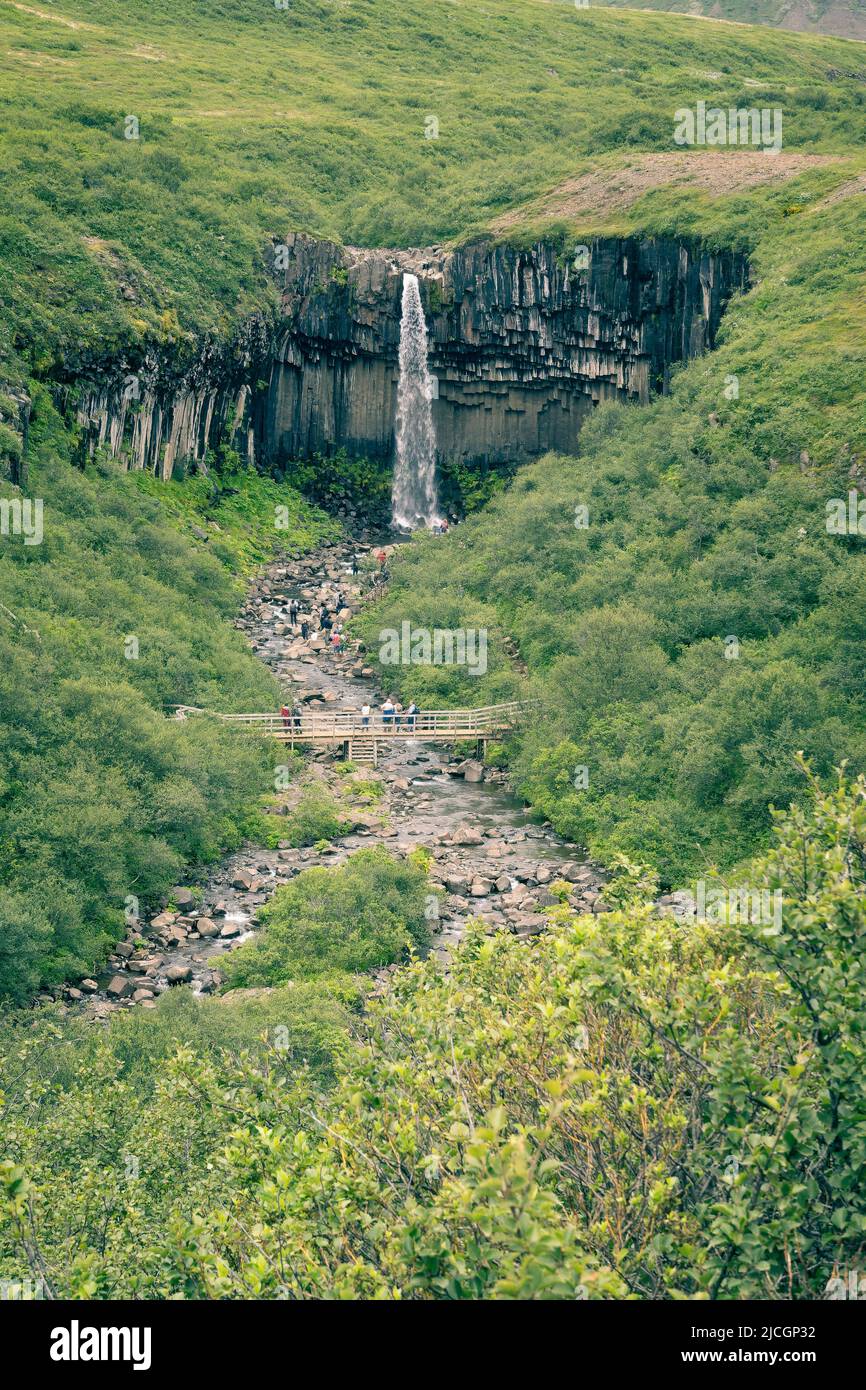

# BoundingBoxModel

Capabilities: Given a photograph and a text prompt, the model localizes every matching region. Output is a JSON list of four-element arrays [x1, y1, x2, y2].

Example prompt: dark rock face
[[59, 232, 747, 478], [67, 316, 274, 477], [263, 232, 748, 468]]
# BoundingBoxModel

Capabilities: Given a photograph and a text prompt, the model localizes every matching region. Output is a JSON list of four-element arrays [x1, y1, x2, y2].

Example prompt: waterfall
[[392, 273, 441, 530]]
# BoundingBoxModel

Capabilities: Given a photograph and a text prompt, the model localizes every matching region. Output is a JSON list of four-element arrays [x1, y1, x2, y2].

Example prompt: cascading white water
[[392, 273, 441, 530]]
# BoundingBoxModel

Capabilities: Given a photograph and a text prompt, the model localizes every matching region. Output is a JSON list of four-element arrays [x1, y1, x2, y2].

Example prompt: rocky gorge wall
[[62, 233, 748, 479], [65, 316, 274, 478], [263, 232, 749, 469]]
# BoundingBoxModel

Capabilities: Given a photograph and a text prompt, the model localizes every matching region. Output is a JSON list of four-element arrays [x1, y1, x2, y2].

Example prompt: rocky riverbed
[[71, 537, 617, 1018]]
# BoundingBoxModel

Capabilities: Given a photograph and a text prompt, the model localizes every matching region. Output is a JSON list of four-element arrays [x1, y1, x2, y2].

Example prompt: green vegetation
[[361, 189, 866, 884], [2, 0, 866, 1303], [282, 784, 350, 848], [280, 450, 392, 527], [3, 773, 865, 1298], [597, 0, 866, 41], [133, 450, 339, 574], [222, 846, 432, 989], [0, 393, 330, 999], [1, 0, 865, 410]]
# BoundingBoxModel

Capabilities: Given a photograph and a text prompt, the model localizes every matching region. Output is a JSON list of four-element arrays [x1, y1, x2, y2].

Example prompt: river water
[[84, 539, 602, 1013]]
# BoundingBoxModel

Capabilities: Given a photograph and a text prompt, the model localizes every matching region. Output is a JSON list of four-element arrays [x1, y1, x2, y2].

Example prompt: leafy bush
[[221, 846, 432, 988], [283, 785, 349, 847], [4, 774, 865, 1298], [280, 450, 392, 525]]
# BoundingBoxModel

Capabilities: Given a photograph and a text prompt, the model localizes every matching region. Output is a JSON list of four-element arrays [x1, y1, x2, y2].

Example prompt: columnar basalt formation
[[60, 233, 747, 478], [264, 233, 748, 468], [66, 317, 273, 477]]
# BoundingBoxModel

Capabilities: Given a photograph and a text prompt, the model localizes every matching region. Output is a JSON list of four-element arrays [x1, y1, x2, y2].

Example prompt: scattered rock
[[451, 824, 483, 846]]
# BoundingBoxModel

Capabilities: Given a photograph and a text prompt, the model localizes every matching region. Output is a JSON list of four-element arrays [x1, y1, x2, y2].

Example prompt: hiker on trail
[[351, 555, 359, 575], [376, 549, 387, 569], [381, 698, 395, 726], [361, 703, 371, 728], [300, 619, 309, 640], [331, 630, 343, 651], [406, 701, 418, 731], [289, 600, 299, 624], [280, 703, 292, 730], [321, 611, 333, 632]]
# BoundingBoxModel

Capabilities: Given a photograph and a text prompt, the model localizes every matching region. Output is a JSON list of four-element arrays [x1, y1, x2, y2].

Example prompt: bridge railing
[[168, 700, 535, 739]]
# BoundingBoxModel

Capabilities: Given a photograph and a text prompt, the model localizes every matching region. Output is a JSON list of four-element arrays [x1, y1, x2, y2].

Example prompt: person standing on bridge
[[280, 703, 292, 731], [361, 703, 371, 728], [292, 703, 302, 733], [406, 701, 418, 731], [381, 697, 395, 727]]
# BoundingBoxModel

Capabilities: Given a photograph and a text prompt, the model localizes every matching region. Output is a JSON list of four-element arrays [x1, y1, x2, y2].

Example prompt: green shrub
[[284, 785, 349, 847], [4, 774, 864, 1298], [221, 846, 432, 988]]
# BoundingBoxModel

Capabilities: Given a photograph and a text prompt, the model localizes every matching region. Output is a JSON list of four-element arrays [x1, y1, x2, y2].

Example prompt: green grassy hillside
[[1, 0, 865, 397], [2, 0, 866, 955], [598, 0, 866, 42]]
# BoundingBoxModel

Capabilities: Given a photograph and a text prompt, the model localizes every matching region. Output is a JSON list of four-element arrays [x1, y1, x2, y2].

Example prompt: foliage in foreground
[[2, 772, 864, 1299]]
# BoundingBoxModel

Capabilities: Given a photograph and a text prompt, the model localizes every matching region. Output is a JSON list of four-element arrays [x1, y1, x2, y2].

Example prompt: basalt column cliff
[[263, 233, 748, 469], [67, 233, 748, 479]]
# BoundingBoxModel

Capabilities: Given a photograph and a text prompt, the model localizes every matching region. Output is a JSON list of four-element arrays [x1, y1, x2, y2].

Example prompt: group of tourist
[[279, 585, 350, 648], [276, 553, 425, 739], [360, 698, 420, 730]]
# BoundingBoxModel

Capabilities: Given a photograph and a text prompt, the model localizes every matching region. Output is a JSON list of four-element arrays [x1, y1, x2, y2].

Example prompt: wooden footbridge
[[170, 700, 530, 767]]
